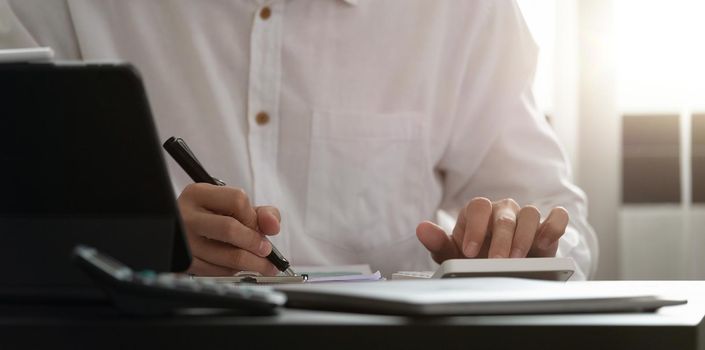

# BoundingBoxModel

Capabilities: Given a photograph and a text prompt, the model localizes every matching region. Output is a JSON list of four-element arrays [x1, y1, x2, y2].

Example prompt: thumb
[[416, 221, 461, 264], [255, 206, 281, 235]]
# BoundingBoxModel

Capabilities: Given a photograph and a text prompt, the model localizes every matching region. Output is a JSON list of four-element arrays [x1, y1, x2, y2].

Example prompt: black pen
[[163, 136, 296, 277]]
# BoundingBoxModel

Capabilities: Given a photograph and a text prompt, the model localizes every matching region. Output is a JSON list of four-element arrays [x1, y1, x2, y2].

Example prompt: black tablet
[[0, 62, 191, 300]]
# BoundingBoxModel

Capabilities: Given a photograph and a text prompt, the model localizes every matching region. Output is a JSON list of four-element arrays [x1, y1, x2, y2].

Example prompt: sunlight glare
[[616, 0, 705, 112]]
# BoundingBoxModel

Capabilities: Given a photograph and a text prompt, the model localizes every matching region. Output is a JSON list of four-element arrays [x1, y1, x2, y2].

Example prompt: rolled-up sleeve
[[0, 0, 80, 59], [437, 0, 598, 279], [0, 0, 38, 48]]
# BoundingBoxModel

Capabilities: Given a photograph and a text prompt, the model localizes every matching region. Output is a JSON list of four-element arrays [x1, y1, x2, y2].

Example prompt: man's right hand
[[177, 183, 281, 276]]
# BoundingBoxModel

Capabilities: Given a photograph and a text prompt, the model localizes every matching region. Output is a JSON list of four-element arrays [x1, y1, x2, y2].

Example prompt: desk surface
[[1, 281, 703, 350]]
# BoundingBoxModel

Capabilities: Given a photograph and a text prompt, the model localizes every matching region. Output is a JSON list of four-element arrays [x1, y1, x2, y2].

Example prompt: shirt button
[[259, 7, 271, 20], [255, 112, 270, 126]]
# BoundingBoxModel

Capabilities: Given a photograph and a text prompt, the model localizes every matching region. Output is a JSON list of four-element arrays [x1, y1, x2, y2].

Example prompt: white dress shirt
[[1, 0, 598, 279]]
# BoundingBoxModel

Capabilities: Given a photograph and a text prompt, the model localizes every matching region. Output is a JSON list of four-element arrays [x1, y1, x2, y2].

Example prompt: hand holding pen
[[163, 137, 296, 277]]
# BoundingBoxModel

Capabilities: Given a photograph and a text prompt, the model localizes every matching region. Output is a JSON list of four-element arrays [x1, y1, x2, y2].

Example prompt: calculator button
[[174, 278, 200, 291], [135, 270, 157, 284], [224, 285, 251, 297], [156, 274, 177, 288], [138, 270, 157, 278], [198, 283, 222, 294]]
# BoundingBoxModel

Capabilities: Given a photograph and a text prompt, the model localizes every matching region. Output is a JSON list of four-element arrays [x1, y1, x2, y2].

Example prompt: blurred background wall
[[517, 0, 705, 280]]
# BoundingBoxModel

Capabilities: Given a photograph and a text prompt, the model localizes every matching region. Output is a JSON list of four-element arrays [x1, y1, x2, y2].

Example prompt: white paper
[[306, 271, 382, 283], [293, 264, 373, 275]]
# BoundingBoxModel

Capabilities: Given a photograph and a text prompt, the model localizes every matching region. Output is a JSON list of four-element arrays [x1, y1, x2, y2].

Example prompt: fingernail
[[537, 237, 551, 250], [510, 248, 523, 258], [259, 240, 272, 256], [464, 241, 480, 257]]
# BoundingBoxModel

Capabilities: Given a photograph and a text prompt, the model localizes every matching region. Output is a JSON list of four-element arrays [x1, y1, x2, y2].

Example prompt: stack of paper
[[294, 264, 383, 283]]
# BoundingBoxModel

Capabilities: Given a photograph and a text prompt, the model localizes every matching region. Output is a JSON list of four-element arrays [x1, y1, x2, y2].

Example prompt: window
[[693, 114, 705, 203], [622, 115, 680, 203]]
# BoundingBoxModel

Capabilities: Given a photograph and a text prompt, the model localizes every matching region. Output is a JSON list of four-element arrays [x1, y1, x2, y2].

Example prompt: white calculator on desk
[[392, 257, 576, 281]]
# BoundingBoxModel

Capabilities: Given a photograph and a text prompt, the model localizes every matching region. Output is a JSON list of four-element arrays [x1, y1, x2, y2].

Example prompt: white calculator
[[392, 257, 576, 281]]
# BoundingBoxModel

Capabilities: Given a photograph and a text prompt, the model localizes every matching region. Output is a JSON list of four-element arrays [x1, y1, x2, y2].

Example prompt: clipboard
[[193, 273, 308, 284], [191, 266, 383, 285]]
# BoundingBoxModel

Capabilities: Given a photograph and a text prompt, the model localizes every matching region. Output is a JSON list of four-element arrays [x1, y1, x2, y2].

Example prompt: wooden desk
[[0, 281, 703, 350]]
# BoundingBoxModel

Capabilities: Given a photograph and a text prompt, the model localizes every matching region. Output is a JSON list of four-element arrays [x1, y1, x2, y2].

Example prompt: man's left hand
[[416, 197, 569, 263]]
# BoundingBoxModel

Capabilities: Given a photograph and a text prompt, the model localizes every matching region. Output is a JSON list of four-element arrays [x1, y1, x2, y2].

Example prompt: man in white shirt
[[1, 0, 598, 279]]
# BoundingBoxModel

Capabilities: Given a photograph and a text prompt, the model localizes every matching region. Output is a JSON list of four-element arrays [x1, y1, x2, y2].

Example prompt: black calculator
[[72, 245, 286, 315]]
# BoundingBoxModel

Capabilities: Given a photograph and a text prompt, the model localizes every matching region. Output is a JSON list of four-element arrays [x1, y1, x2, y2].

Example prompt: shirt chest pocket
[[305, 111, 428, 252]]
